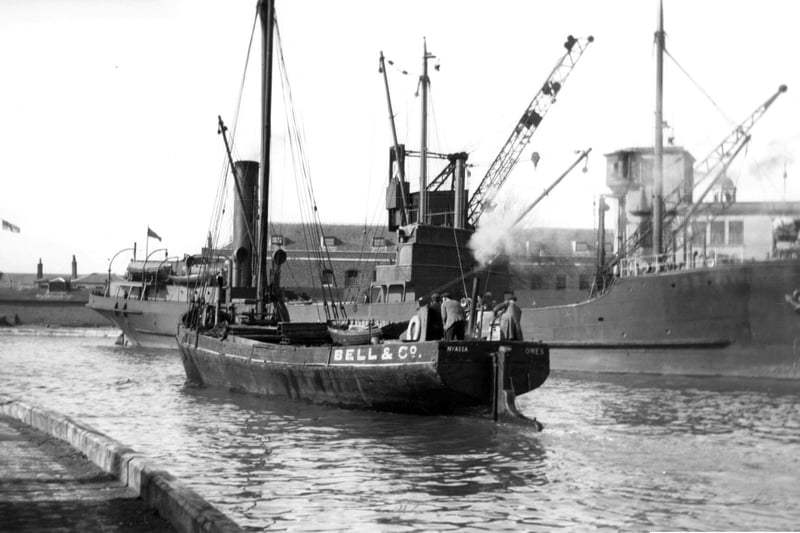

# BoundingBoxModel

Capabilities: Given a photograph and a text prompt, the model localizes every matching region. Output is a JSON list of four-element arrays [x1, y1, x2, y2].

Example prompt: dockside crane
[[665, 84, 788, 253], [605, 84, 787, 269], [465, 34, 593, 228]]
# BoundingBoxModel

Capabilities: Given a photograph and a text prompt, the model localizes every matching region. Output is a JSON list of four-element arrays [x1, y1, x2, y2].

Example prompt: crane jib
[[467, 35, 594, 227]]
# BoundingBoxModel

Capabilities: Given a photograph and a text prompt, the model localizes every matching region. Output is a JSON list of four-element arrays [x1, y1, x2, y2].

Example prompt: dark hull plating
[[527, 260, 800, 378], [338, 261, 800, 378], [176, 326, 549, 415]]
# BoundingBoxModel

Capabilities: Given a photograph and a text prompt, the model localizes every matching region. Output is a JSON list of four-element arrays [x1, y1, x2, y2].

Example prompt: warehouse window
[[728, 220, 743, 245], [344, 270, 359, 288], [710, 221, 725, 245], [691, 222, 707, 246]]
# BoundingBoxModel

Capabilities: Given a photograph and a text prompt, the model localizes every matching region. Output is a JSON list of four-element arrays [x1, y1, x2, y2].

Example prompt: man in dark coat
[[492, 295, 524, 340], [429, 293, 442, 316], [440, 292, 466, 340], [424, 294, 444, 340]]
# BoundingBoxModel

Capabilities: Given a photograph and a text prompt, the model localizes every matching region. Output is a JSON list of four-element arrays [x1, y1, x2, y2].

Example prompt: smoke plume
[[468, 202, 526, 265]]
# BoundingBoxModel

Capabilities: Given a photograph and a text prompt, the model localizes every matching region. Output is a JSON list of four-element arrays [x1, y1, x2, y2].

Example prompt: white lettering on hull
[[331, 344, 424, 365]]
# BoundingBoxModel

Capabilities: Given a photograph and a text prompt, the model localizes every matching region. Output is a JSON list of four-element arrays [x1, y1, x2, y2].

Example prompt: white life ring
[[706, 257, 716, 268], [405, 315, 421, 341]]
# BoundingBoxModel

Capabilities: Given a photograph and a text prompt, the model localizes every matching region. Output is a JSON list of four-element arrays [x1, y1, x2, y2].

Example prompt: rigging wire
[[342, 63, 419, 305], [426, 81, 470, 297], [198, 7, 260, 295], [274, 20, 346, 321], [663, 48, 736, 128], [274, 26, 324, 310], [343, 79, 381, 305]]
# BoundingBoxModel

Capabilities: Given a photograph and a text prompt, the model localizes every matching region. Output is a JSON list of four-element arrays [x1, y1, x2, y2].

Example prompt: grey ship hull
[[87, 294, 187, 348], [339, 260, 800, 379], [525, 260, 800, 379]]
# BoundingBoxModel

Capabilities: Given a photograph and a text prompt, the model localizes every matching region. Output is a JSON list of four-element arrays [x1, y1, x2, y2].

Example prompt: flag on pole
[[2, 219, 20, 233], [147, 226, 162, 242]]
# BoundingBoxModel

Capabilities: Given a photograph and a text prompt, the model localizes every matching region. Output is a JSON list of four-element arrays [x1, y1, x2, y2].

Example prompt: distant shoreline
[[0, 325, 120, 338], [0, 295, 113, 329]]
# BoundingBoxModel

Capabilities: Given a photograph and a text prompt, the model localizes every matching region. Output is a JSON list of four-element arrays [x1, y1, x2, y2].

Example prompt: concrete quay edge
[[0, 394, 243, 533]]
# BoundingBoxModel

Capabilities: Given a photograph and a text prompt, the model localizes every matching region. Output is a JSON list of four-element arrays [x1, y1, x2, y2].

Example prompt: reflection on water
[[549, 371, 800, 443], [1, 333, 799, 531]]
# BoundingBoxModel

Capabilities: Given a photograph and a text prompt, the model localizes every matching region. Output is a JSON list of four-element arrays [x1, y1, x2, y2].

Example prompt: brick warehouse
[[249, 222, 604, 306]]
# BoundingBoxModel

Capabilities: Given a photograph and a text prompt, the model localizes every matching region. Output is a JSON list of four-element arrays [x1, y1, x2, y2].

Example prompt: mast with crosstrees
[[418, 39, 434, 225]]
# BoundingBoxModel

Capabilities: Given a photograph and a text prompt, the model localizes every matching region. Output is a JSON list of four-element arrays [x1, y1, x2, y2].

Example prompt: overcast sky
[[1, 0, 799, 275]]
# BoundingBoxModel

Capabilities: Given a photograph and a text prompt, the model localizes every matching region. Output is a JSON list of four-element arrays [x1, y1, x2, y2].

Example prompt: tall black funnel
[[233, 160, 258, 287]]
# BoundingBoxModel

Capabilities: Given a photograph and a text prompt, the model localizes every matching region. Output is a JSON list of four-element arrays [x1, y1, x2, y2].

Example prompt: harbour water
[[1, 329, 798, 532]]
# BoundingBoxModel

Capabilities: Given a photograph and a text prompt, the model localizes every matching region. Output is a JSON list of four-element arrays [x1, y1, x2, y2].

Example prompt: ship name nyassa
[[331, 345, 426, 363]]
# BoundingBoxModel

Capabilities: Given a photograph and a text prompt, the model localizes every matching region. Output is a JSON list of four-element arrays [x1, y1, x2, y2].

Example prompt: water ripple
[[1, 336, 799, 531]]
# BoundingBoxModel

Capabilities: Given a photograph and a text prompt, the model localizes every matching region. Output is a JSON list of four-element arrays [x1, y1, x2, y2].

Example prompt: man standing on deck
[[410, 296, 444, 340], [440, 292, 466, 340], [429, 293, 442, 316], [493, 295, 524, 340], [427, 293, 444, 339]]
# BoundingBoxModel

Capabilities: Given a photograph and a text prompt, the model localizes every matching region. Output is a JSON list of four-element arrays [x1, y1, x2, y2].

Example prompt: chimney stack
[[71, 255, 77, 279], [37, 258, 43, 280], [232, 160, 258, 287]]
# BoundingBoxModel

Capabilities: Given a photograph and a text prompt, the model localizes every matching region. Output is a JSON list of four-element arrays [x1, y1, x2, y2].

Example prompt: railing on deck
[[614, 246, 751, 278]]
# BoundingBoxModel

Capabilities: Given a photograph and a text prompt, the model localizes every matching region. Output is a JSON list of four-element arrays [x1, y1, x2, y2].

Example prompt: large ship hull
[[338, 260, 800, 379], [526, 260, 800, 379], [176, 325, 549, 416], [86, 294, 187, 348]]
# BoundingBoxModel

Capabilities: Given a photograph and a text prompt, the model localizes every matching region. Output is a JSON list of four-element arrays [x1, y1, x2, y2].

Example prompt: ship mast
[[379, 52, 409, 226], [419, 39, 434, 225], [256, 0, 275, 314], [653, 0, 665, 268]]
